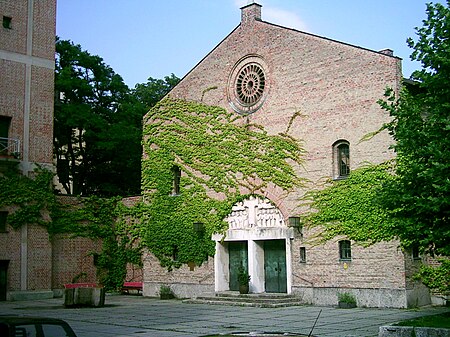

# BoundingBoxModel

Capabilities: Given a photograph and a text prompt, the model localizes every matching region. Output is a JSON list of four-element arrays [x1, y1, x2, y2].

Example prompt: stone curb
[[379, 326, 450, 337]]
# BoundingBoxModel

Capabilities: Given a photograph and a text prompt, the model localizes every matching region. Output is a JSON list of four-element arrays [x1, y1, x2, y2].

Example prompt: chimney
[[241, 2, 262, 27], [379, 49, 394, 56]]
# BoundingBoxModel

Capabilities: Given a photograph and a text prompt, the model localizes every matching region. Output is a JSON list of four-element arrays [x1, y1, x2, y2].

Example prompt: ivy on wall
[[141, 98, 306, 269], [1, 97, 306, 281], [0, 167, 141, 291], [0, 167, 55, 229], [302, 162, 401, 245]]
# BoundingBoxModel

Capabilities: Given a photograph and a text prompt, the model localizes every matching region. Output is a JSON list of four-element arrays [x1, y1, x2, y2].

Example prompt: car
[[0, 316, 77, 337]]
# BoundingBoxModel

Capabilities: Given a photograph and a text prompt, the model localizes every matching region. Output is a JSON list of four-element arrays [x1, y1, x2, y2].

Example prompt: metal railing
[[0, 137, 21, 159]]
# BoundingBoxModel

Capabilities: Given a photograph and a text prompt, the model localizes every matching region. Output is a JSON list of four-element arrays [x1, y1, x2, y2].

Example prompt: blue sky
[[57, 0, 439, 88]]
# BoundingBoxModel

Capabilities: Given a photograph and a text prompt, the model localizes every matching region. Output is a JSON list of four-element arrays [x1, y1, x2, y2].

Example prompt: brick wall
[[51, 235, 101, 288], [0, 0, 55, 166], [0, 60, 26, 139], [147, 5, 407, 302], [32, 0, 56, 60], [0, 1, 28, 54], [29, 65, 54, 163], [27, 224, 52, 290]]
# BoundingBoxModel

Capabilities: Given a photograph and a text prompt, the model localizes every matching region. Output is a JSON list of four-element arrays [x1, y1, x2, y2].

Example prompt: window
[[339, 240, 351, 260], [412, 246, 421, 260], [171, 165, 181, 195], [299, 247, 306, 263], [2, 16, 12, 29], [0, 116, 11, 155], [0, 212, 7, 232], [333, 140, 350, 178], [172, 245, 179, 261]]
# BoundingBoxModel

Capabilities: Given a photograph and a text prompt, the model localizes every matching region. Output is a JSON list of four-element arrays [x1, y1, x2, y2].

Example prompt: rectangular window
[[339, 240, 351, 260], [299, 247, 306, 263], [2, 16, 12, 29], [0, 212, 7, 232], [171, 165, 181, 195]]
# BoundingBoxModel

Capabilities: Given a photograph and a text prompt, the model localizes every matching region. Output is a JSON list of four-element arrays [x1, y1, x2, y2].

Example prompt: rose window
[[235, 63, 265, 106]]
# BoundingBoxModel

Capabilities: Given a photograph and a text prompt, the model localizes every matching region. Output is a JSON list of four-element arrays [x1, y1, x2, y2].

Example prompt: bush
[[338, 292, 356, 305]]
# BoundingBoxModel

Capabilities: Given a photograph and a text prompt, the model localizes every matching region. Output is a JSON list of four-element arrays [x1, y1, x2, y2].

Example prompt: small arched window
[[333, 140, 350, 179]]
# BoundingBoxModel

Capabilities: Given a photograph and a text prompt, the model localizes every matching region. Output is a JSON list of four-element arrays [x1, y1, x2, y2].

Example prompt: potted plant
[[159, 284, 175, 300], [237, 266, 251, 294], [338, 292, 357, 308]]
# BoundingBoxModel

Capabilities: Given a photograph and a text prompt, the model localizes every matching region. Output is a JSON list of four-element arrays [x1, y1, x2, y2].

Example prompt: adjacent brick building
[[142, 3, 430, 308], [0, 1, 137, 300]]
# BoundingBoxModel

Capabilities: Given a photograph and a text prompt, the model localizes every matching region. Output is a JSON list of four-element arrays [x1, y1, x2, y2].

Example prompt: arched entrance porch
[[212, 196, 294, 294]]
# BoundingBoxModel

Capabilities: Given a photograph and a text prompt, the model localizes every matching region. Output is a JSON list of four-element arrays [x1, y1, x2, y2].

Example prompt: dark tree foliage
[[54, 39, 178, 197], [381, 1, 450, 256], [133, 74, 179, 109]]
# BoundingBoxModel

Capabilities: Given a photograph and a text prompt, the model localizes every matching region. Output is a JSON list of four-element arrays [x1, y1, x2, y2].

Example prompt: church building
[[142, 3, 428, 308]]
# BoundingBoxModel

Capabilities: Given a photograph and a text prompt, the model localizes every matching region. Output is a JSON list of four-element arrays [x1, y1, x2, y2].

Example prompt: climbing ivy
[[1, 97, 306, 280], [414, 259, 450, 294], [302, 162, 402, 246], [0, 166, 55, 229], [141, 98, 306, 269], [63, 196, 143, 291], [0, 167, 141, 291]]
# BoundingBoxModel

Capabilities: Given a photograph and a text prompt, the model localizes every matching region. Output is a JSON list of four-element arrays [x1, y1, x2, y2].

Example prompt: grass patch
[[395, 312, 450, 328]]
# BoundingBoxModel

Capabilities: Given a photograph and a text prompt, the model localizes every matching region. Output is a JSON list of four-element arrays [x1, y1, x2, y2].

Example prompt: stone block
[[379, 326, 450, 337], [64, 287, 105, 307]]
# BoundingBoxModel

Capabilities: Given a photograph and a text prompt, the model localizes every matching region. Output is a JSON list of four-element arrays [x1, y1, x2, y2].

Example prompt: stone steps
[[183, 292, 305, 308]]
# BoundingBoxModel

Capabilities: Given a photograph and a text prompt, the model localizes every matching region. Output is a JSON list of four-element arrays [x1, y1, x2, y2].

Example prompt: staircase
[[183, 292, 305, 308]]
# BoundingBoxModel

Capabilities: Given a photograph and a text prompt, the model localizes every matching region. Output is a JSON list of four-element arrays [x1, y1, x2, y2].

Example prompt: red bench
[[122, 282, 143, 295], [64, 283, 98, 289]]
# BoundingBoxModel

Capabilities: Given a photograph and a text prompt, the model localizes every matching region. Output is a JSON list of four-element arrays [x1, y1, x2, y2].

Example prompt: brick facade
[[0, 0, 55, 169], [0, 0, 57, 300], [142, 3, 428, 308]]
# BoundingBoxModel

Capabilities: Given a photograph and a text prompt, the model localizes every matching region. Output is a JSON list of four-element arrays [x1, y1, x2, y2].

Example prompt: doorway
[[228, 241, 248, 291], [0, 260, 9, 301], [264, 240, 287, 293]]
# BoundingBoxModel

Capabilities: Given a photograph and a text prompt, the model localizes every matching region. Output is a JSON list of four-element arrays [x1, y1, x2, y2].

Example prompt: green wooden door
[[229, 241, 248, 291], [264, 240, 287, 293]]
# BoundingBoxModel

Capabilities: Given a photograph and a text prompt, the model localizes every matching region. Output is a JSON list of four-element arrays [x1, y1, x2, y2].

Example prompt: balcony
[[0, 137, 21, 159]]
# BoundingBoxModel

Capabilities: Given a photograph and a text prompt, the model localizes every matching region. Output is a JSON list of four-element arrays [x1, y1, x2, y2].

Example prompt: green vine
[[414, 259, 450, 294], [141, 98, 306, 269], [0, 167, 141, 291], [302, 161, 401, 245], [0, 166, 55, 229], [1, 97, 307, 281]]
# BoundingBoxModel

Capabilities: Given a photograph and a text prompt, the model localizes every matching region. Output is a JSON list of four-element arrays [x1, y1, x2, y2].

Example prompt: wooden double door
[[228, 240, 287, 293]]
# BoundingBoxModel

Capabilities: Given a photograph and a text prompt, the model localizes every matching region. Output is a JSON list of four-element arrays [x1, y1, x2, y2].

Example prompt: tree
[[133, 74, 179, 109], [382, 1, 450, 256], [55, 38, 138, 196], [54, 39, 178, 196], [305, 2, 450, 256]]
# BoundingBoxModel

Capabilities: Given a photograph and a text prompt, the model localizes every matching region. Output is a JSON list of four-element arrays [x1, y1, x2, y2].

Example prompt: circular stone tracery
[[227, 55, 268, 115], [236, 63, 265, 106]]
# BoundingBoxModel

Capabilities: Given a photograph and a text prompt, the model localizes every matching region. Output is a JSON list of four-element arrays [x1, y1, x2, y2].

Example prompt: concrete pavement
[[0, 294, 448, 337]]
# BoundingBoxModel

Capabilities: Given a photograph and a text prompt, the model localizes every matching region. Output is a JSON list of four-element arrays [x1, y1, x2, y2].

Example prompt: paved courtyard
[[0, 294, 448, 337]]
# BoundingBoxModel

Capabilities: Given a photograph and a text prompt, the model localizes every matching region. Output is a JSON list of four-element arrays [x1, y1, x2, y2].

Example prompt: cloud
[[233, 0, 308, 31], [264, 6, 308, 31], [234, 0, 248, 7]]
